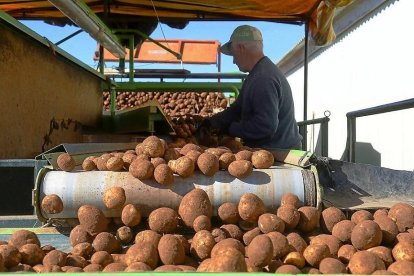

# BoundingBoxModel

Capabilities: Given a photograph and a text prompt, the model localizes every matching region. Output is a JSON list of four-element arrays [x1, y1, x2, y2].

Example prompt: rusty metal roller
[[35, 166, 321, 220]]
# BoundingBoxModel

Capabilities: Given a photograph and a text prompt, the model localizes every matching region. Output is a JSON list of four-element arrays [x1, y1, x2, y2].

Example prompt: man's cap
[[220, 25, 263, 56]]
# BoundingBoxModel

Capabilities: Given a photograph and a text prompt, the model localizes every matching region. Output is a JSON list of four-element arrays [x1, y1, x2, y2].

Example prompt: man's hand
[[195, 119, 213, 146]]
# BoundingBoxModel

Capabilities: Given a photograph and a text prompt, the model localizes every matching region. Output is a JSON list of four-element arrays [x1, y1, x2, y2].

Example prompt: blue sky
[[21, 20, 304, 74]]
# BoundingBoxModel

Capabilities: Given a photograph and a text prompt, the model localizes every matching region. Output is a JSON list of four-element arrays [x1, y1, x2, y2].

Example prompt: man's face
[[231, 42, 248, 73]]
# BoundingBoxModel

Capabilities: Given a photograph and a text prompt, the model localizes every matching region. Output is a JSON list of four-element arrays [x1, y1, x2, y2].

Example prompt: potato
[[190, 230, 216, 261], [267, 231, 290, 259], [228, 160, 253, 178], [65, 266, 83, 272], [0, 245, 21, 268], [66, 255, 87, 268], [388, 203, 414, 232], [351, 209, 373, 224], [396, 232, 414, 244], [42, 250, 67, 266], [206, 147, 229, 158], [331, 219, 355, 243], [142, 136, 165, 157], [301, 266, 321, 274], [71, 242, 94, 259], [129, 159, 154, 180], [220, 224, 243, 241], [297, 206, 320, 233], [185, 150, 202, 164], [33, 264, 62, 273], [251, 150, 274, 169], [267, 259, 283, 273], [258, 213, 285, 234], [372, 269, 396, 275], [368, 246, 394, 267], [111, 253, 126, 264], [41, 194, 64, 214], [276, 204, 300, 230], [337, 244, 356, 263], [154, 265, 183, 271], [211, 228, 227, 243], [154, 164, 174, 185], [197, 152, 219, 176], [69, 225, 92, 247], [57, 153, 75, 171], [218, 202, 240, 224], [303, 244, 330, 268], [219, 152, 236, 170], [8, 264, 34, 272], [309, 234, 342, 256], [92, 232, 121, 253], [348, 250, 385, 274], [179, 188, 213, 228], [168, 156, 195, 178], [90, 251, 113, 267], [280, 192, 302, 208], [102, 262, 127, 272], [116, 226, 133, 244], [238, 193, 266, 223], [392, 242, 414, 262], [40, 245, 55, 255], [320, 206, 346, 234], [96, 154, 111, 171], [77, 205, 109, 236], [148, 207, 178, 234], [121, 153, 136, 169], [283, 251, 305, 268], [318, 257, 346, 274], [243, 227, 261, 246], [375, 216, 399, 245], [208, 247, 247, 272], [180, 143, 202, 155], [246, 234, 273, 268], [211, 238, 245, 258], [286, 232, 307, 254], [374, 208, 389, 220], [9, 229, 40, 249], [235, 150, 252, 161], [125, 243, 158, 269], [135, 230, 161, 248], [19, 244, 44, 266], [275, 264, 302, 274], [102, 187, 126, 209], [174, 235, 190, 255], [121, 204, 142, 227], [193, 215, 211, 232], [164, 148, 180, 162], [151, 157, 166, 168], [177, 264, 196, 272], [124, 262, 152, 272], [158, 234, 185, 265], [351, 220, 382, 250], [106, 156, 124, 171], [244, 257, 261, 272], [387, 260, 414, 275]]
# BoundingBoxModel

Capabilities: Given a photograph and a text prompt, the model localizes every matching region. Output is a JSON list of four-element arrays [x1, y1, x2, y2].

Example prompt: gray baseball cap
[[220, 25, 263, 56]]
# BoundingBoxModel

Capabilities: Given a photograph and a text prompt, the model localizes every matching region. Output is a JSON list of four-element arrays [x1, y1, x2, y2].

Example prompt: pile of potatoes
[[57, 135, 275, 185], [7, 189, 414, 273]]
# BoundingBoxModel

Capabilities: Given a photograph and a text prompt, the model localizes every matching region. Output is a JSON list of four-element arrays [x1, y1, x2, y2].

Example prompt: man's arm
[[208, 92, 242, 133]]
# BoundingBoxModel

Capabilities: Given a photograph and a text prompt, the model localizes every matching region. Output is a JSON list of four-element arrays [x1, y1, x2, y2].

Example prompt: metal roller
[[34, 166, 321, 222]]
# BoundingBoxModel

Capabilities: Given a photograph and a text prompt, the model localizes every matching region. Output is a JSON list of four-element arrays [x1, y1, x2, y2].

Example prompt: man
[[200, 25, 302, 149]]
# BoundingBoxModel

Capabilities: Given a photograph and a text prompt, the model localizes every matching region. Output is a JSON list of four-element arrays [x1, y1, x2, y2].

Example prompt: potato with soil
[[211, 238, 245, 258], [218, 202, 240, 224], [158, 234, 185, 265], [121, 204, 141, 227], [348, 250, 385, 274], [102, 187, 126, 209], [190, 230, 216, 261], [71, 242, 94, 259], [121, 153, 136, 169], [41, 194, 64, 214], [238, 193, 266, 223], [164, 148, 180, 162], [185, 150, 202, 164], [387, 260, 414, 275], [331, 219, 355, 243], [148, 207, 179, 234], [19, 243, 44, 266], [90, 251, 113, 267], [351, 209, 373, 224], [303, 244, 331, 268], [77, 204, 109, 236], [318, 257, 346, 274], [66, 255, 88, 268], [258, 213, 285, 234], [235, 150, 253, 161], [275, 264, 302, 274], [141, 136, 165, 158], [208, 247, 247, 272], [135, 230, 161, 248], [154, 164, 174, 185], [375, 215, 399, 245], [276, 204, 300, 230], [102, 262, 127, 272], [129, 159, 154, 180], [297, 206, 321, 233], [368, 246, 394, 267], [351, 220, 382, 250], [219, 152, 236, 170], [392, 242, 414, 262], [96, 154, 111, 171], [82, 156, 97, 171], [116, 226, 133, 244], [69, 225, 92, 247], [280, 192, 302, 208], [57, 153, 76, 172], [92, 232, 121, 253], [168, 156, 195, 177], [43, 250, 67, 267], [180, 143, 202, 155], [251, 150, 274, 169], [197, 152, 219, 176], [106, 156, 124, 171], [267, 231, 290, 259], [338, 244, 357, 263], [320, 206, 346, 233], [228, 160, 253, 178], [283, 251, 305, 268], [125, 243, 158, 269], [243, 227, 261, 246], [124, 262, 152, 272], [212, 228, 227, 243], [193, 215, 211, 232], [154, 265, 183, 271], [0, 245, 21, 268], [8, 264, 34, 272], [286, 232, 308, 254], [9, 229, 40, 249], [388, 202, 414, 232], [179, 188, 213, 228], [310, 234, 342, 256], [246, 234, 273, 268]]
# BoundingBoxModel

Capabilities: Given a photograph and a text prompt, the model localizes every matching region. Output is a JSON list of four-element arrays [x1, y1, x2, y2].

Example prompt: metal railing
[[346, 98, 414, 162], [297, 114, 330, 157]]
